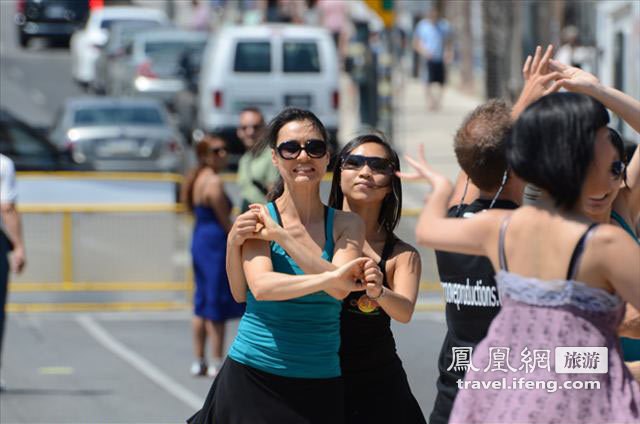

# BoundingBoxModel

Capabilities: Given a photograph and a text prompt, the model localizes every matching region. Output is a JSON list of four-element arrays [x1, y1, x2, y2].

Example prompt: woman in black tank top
[[328, 135, 426, 424]]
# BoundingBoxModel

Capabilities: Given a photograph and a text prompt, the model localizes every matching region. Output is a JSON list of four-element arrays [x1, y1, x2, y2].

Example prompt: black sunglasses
[[341, 154, 395, 175], [276, 139, 327, 160], [611, 160, 626, 180], [240, 124, 263, 132], [210, 147, 227, 156]]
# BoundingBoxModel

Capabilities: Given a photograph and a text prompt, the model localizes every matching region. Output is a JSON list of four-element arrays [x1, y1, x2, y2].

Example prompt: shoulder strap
[[566, 223, 600, 280], [611, 210, 640, 245], [267, 201, 282, 226], [498, 214, 513, 272]]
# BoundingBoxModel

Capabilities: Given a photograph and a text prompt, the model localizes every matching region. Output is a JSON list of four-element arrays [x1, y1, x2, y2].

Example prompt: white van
[[198, 24, 340, 159]]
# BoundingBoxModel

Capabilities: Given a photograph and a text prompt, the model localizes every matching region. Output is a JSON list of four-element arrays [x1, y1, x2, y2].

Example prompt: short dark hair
[[255, 108, 331, 201], [507, 93, 610, 210], [240, 106, 264, 120], [454, 100, 512, 192], [328, 133, 402, 234]]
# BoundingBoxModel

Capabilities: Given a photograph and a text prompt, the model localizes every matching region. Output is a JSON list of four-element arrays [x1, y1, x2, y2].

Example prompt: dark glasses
[[611, 160, 626, 180], [341, 155, 395, 175], [276, 139, 327, 160], [240, 124, 263, 132], [210, 147, 227, 156]]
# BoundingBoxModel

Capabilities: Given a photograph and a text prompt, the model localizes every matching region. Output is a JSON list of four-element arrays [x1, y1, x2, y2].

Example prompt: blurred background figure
[[413, 7, 452, 111], [0, 154, 26, 391], [555, 25, 596, 72], [181, 134, 245, 378], [189, 0, 211, 32], [318, 0, 347, 49], [235, 107, 279, 212]]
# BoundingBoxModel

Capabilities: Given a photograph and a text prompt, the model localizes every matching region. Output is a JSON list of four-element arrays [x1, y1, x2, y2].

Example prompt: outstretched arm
[[399, 145, 508, 258], [241, 238, 366, 301]]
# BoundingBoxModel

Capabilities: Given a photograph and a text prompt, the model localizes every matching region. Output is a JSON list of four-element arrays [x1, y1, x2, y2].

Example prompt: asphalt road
[[0, 2, 448, 422]]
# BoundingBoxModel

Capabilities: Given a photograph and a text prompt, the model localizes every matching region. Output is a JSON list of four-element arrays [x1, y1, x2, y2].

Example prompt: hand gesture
[[228, 209, 262, 247], [331, 257, 368, 292], [248, 203, 283, 242], [363, 258, 383, 298], [547, 59, 600, 95], [514, 45, 563, 115], [396, 144, 450, 188]]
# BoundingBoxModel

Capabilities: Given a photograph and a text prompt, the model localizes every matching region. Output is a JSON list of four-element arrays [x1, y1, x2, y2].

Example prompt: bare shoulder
[[591, 223, 634, 246], [389, 239, 422, 268], [333, 209, 365, 235]]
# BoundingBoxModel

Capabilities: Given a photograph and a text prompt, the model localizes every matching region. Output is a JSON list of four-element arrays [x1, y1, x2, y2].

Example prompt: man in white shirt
[[0, 154, 26, 390]]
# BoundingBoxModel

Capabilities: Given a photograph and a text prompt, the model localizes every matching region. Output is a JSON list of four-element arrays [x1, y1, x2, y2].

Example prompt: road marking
[[38, 366, 74, 375], [7, 301, 191, 313], [76, 314, 204, 410]]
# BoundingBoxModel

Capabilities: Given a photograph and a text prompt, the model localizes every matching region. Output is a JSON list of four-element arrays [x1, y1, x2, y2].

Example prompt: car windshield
[[145, 40, 207, 63], [101, 19, 160, 30], [73, 106, 165, 126], [234, 41, 270, 72], [283, 42, 320, 73]]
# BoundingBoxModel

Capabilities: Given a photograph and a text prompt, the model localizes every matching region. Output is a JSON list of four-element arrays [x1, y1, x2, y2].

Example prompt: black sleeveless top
[[339, 235, 398, 373]]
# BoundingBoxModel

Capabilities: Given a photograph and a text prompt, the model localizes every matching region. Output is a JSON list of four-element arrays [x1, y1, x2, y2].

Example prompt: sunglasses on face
[[210, 147, 227, 156], [240, 124, 263, 132], [611, 160, 626, 180], [276, 139, 327, 160], [341, 154, 395, 175]]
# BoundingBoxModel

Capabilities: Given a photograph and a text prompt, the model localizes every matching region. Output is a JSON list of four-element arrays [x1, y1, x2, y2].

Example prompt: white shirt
[[0, 154, 17, 205]]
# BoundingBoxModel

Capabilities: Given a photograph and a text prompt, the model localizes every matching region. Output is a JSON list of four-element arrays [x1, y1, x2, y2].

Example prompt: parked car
[[107, 29, 208, 106], [0, 108, 81, 171], [197, 24, 340, 163], [70, 6, 168, 89], [92, 20, 167, 94], [14, 0, 89, 48], [48, 97, 187, 173]]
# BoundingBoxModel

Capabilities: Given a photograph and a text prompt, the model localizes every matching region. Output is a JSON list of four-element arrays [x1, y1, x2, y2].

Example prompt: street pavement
[[0, 1, 485, 421]]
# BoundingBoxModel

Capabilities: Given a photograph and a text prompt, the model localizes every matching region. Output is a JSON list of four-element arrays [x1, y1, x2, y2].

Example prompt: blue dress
[[191, 204, 245, 321]]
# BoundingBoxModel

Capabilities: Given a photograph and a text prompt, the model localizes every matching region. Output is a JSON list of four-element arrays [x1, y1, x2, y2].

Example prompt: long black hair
[[253, 108, 331, 201], [507, 92, 609, 210], [328, 134, 402, 234]]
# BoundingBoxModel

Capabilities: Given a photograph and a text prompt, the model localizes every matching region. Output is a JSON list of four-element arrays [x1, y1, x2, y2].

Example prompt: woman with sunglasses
[[401, 93, 640, 424], [188, 108, 370, 424], [544, 60, 640, 374], [226, 134, 426, 423], [181, 134, 245, 378]]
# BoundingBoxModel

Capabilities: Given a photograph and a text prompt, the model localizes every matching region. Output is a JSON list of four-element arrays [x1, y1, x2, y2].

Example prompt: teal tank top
[[228, 202, 342, 378], [611, 211, 640, 361]]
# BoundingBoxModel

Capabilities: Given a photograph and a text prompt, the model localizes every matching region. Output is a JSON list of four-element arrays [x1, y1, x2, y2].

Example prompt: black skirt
[[343, 356, 426, 424], [187, 358, 345, 424]]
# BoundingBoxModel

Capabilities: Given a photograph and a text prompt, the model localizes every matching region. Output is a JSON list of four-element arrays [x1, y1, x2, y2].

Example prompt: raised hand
[[547, 59, 600, 95], [363, 258, 383, 299], [513, 44, 563, 116], [396, 144, 450, 188]]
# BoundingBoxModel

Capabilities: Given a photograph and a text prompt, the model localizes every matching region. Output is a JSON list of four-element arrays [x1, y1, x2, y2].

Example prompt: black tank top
[[339, 235, 398, 373]]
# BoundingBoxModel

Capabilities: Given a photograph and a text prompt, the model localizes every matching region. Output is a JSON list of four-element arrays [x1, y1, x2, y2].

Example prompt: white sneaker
[[206, 364, 218, 378], [190, 360, 207, 377]]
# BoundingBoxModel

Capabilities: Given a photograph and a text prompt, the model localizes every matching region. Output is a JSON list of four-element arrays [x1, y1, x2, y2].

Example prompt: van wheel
[[19, 32, 29, 48]]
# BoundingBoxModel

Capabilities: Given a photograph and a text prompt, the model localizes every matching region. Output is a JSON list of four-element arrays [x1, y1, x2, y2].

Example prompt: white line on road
[[75, 314, 204, 410]]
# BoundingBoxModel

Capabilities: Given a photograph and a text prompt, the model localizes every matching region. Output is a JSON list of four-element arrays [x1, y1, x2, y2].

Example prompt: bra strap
[[498, 214, 513, 272], [566, 223, 599, 280]]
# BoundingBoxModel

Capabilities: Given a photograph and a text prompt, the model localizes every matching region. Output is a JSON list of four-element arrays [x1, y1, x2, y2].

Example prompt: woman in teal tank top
[[188, 108, 370, 424]]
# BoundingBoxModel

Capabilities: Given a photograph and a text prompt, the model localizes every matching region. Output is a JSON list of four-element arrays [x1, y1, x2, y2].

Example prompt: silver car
[[108, 29, 208, 105], [49, 97, 187, 173], [92, 21, 167, 94]]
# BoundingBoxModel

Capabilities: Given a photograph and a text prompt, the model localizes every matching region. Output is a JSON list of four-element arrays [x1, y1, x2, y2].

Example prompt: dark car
[[0, 108, 82, 171], [15, 0, 90, 47]]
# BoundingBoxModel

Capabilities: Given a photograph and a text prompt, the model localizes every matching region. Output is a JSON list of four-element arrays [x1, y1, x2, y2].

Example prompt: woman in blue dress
[[182, 134, 245, 378], [188, 109, 371, 424]]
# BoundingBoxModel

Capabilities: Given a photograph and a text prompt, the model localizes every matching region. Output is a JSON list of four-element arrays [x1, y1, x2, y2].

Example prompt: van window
[[234, 42, 271, 72], [283, 42, 320, 73]]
